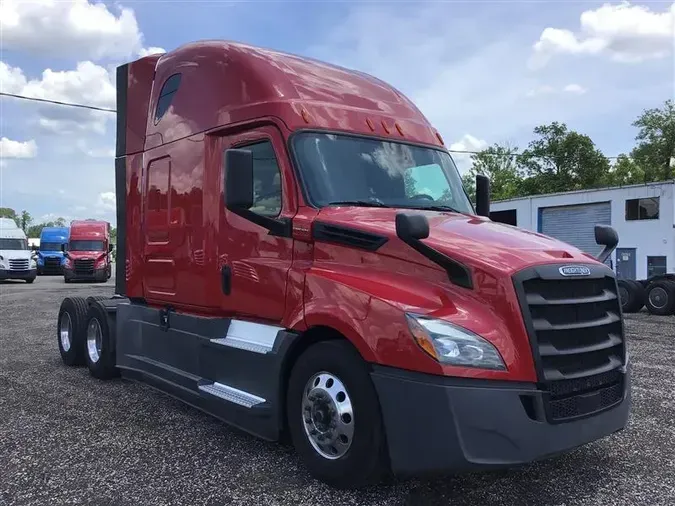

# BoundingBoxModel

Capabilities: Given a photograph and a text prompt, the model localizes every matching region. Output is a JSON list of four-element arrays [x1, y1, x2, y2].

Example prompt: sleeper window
[[154, 74, 182, 124]]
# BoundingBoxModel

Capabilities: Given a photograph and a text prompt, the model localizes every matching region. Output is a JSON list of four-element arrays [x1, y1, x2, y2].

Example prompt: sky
[[0, 0, 673, 227]]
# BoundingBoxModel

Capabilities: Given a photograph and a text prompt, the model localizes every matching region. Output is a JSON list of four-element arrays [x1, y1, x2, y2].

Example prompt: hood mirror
[[395, 213, 429, 241], [595, 224, 619, 264]]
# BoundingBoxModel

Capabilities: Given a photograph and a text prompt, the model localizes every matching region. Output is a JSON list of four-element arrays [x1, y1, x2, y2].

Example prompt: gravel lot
[[1, 275, 674, 506]]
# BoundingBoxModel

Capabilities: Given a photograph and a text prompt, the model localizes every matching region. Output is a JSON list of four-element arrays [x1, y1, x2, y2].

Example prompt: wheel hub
[[301, 372, 354, 460], [649, 287, 667, 309], [86, 318, 102, 363], [59, 312, 72, 352]]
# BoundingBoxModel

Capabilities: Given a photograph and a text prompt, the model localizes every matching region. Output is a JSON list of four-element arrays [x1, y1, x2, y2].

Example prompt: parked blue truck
[[36, 227, 70, 275]]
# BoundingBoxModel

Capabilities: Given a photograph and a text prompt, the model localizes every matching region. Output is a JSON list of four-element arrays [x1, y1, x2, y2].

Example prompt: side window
[[154, 74, 182, 124], [239, 140, 282, 217]]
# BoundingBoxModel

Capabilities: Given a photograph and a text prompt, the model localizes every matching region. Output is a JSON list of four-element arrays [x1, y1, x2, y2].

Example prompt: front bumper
[[371, 363, 631, 478], [0, 268, 37, 280], [64, 267, 108, 282]]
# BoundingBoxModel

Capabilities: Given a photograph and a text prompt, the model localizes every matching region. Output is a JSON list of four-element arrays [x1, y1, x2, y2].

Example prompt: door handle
[[221, 265, 232, 295]]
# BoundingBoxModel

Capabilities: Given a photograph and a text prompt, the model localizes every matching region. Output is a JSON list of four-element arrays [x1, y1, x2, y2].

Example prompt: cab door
[[217, 125, 297, 323]]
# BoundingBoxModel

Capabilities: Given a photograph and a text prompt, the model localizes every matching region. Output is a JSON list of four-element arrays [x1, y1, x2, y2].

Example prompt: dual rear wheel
[[57, 296, 118, 379]]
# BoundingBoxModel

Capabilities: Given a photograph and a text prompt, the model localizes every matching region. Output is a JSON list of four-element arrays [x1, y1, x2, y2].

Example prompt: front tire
[[84, 303, 119, 380], [57, 297, 89, 366], [286, 340, 389, 489]]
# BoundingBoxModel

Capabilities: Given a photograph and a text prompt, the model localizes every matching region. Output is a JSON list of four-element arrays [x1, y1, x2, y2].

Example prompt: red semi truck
[[63, 219, 113, 283], [56, 41, 631, 488]]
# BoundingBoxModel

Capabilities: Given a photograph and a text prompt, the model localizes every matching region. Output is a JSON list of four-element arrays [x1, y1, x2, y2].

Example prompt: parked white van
[[0, 218, 37, 283]]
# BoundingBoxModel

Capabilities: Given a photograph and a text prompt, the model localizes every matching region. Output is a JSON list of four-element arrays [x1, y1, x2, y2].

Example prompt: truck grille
[[513, 264, 626, 423], [9, 259, 29, 271], [43, 257, 62, 273], [74, 259, 95, 275]]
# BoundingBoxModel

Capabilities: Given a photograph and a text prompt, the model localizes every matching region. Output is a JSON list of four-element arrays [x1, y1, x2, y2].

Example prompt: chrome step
[[198, 382, 266, 408]]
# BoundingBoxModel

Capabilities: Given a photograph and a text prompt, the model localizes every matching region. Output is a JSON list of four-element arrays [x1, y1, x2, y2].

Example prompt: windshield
[[69, 240, 104, 251], [40, 242, 63, 251], [0, 238, 28, 250], [291, 132, 473, 213]]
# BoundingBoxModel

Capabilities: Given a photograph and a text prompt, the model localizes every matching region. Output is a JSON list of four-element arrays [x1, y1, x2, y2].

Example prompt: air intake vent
[[313, 222, 388, 251]]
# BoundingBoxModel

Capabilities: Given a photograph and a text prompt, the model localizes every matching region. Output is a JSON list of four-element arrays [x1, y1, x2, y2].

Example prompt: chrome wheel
[[301, 371, 354, 460], [59, 312, 72, 352], [86, 317, 102, 363], [649, 287, 668, 309]]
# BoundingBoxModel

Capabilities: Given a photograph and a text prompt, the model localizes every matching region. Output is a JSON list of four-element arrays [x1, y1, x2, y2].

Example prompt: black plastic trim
[[228, 208, 292, 237], [115, 64, 128, 158], [312, 221, 389, 251], [114, 156, 127, 296]]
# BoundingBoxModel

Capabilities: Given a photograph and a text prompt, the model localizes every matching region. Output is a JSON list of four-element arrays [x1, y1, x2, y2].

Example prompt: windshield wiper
[[401, 204, 464, 214], [326, 200, 391, 208]]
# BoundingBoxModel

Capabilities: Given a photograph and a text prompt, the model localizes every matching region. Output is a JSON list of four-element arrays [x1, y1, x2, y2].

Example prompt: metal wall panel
[[540, 202, 612, 261]]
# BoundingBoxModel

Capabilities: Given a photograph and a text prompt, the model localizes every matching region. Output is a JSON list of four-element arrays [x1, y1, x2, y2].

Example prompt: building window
[[237, 140, 282, 217], [490, 209, 517, 226], [647, 256, 667, 278], [154, 74, 182, 124], [625, 197, 659, 221]]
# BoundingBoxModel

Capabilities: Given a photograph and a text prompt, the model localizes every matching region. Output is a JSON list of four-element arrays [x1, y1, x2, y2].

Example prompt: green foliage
[[461, 99, 673, 201]]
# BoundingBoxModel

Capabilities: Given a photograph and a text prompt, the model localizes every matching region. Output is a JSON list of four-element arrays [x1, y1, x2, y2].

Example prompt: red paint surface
[[119, 41, 605, 382], [67, 220, 112, 266]]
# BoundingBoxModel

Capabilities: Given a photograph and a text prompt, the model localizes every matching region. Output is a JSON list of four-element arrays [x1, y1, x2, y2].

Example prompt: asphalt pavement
[[1, 275, 674, 506]]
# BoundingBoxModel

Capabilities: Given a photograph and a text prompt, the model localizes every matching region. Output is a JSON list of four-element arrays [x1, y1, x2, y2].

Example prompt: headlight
[[30, 257, 37, 267], [406, 314, 506, 370]]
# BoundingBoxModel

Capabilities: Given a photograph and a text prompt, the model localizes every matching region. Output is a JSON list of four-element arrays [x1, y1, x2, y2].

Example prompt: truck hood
[[38, 250, 64, 258], [315, 207, 600, 275], [0, 249, 33, 261]]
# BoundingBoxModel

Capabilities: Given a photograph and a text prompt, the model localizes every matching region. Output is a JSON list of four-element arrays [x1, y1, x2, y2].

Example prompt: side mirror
[[109, 243, 114, 252], [395, 213, 430, 241], [31, 245, 38, 252], [475, 174, 490, 217], [61, 244, 66, 252], [595, 224, 619, 264], [224, 148, 254, 210]]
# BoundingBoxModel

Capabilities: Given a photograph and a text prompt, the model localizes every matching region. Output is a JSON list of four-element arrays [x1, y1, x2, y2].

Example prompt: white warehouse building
[[489, 181, 674, 281]]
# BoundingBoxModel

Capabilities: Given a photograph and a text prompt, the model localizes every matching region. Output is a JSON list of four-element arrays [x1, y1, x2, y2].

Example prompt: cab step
[[198, 381, 266, 408]]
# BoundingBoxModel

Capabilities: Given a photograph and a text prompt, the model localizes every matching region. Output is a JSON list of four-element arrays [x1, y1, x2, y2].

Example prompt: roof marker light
[[436, 131, 445, 145], [395, 122, 404, 136], [366, 118, 375, 131], [301, 108, 310, 124], [381, 120, 390, 134]]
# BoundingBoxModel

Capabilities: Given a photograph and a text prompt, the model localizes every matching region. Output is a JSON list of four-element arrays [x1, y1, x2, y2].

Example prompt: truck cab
[[55, 41, 630, 489], [0, 217, 37, 283], [63, 220, 112, 283], [35, 226, 70, 275]]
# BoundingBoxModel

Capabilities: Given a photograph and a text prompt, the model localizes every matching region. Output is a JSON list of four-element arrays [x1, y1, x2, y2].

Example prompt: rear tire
[[84, 303, 119, 380], [645, 280, 675, 315], [617, 280, 644, 313], [25, 278, 35, 284], [57, 297, 89, 366], [286, 340, 389, 489]]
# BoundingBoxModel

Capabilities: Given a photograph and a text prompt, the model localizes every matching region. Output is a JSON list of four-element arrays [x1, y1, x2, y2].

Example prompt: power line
[[1, 91, 624, 159], [0, 92, 116, 113]]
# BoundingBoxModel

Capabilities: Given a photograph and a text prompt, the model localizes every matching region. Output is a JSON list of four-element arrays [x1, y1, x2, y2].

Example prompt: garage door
[[540, 202, 611, 261]]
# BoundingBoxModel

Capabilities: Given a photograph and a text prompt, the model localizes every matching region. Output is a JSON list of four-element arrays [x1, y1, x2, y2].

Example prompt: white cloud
[[530, 1, 675, 68], [139, 46, 167, 57], [0, 0, 145, 61], [96, 192, 116, 214], [0, 137, 38, 159], [563, 83, 587, 95], [449, 134, 488, 174], [527, 83, 588, 97], [74, 139, 115, 158], [1, 60, 116, 134]]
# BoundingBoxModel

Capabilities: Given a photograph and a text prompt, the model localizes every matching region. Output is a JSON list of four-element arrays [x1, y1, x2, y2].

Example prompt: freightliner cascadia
[[36, 226, 69, 275], [62, 219, 113, 283], [55, 41, 631, 489]]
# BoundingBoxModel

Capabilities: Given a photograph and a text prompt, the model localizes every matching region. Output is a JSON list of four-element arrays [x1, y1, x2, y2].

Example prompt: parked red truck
[[56, 41, 631, 488], [63, 219, 113, 283]]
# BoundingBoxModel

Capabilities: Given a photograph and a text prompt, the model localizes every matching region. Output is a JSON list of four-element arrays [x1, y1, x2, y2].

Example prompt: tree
[[463, 142, 523, 202], [630, 99, 675, 181], [19, 210, 32, 233], [519, 122, 611, 195], [606, 154, 646, 187]]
